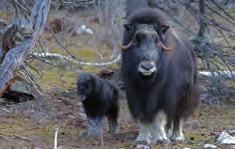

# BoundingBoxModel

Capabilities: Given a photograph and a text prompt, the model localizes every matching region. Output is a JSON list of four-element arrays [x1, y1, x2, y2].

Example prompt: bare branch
[[198, 0, 206, 37], [32, 52, 121, 66], [0, 0, 51, 96]]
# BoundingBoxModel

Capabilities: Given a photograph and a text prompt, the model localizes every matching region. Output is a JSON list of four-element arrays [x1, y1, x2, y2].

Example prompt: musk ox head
[[120, 22, 171, 79], [76, 73, 94, 101]]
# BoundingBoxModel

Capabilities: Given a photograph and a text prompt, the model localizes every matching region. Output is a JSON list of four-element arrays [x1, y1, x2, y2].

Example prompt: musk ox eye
[[135, 32, 145, 41], [124, 23, 135, 33], [160, 25, 170, 33], [155, 37, 160, 43]]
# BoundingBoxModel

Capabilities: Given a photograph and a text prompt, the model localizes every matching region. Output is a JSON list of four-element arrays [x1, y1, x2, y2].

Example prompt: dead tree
[[0, 0, 51, 96], [198, 0, 206, 38]]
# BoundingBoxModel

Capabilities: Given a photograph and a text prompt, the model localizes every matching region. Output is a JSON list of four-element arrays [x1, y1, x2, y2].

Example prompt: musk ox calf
[[76, 73, 119, 136], [120, 7, 199, 144]]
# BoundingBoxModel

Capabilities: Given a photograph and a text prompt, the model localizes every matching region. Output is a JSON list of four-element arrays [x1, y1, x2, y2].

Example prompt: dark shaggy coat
[[77, 73, 119, 133], [121, 7, 199, 123]]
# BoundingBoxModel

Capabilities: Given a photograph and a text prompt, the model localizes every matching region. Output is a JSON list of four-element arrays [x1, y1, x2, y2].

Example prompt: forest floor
[[0, 9, 235, 149], [0, 86, 234, 149]]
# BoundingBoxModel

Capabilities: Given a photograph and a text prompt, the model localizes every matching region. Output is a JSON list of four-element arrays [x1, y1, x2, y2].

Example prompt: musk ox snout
[[77, 86, 88, 101], [138, 60, 157, 76], [77, 84, 87, 100], [77, 94, 86, 101]]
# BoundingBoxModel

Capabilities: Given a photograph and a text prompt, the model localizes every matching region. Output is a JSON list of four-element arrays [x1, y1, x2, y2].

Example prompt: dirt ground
[[0, 88, 234, 149]]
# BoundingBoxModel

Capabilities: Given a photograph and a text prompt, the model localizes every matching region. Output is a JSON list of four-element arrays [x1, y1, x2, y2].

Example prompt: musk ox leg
[[170, 118, 185, 142], [166, 128, 173, 139], [87, 117, 103, 136], [136, 123, 151, 144], [107, 106, 118, 133], [150, 111, 169, 144], [108, 117, 118, 133], [166, 119, 173, 138]]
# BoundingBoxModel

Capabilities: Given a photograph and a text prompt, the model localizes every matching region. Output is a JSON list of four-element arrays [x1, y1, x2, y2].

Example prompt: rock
[[203, 144, 217, 149], [75, 24, 94, 35], [217, 131, 235, 144], [12, 80, 32, 95]]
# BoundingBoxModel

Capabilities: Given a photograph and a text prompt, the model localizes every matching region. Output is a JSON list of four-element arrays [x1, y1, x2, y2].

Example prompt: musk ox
[[76, 73, 119, 136], [119, 1, 199, 144]]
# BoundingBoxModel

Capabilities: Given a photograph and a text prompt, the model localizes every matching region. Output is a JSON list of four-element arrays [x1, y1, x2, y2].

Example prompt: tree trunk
[[197, 0, 206, 37], [0, 0, 51, 96]]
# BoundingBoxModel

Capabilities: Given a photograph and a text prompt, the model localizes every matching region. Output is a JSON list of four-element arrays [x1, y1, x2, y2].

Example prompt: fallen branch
[[198, 71, 235, 78], [32, 52, 235, 78], [32, 52, 121, 66], [11, 134, 33, 143]]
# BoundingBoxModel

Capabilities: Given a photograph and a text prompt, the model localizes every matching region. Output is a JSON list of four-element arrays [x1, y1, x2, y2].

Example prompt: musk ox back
[[77, 73, 119, 136], [120, 8, 199, 144]]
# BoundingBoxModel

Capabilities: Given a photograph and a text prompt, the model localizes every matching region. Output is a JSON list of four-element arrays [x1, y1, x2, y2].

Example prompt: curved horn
[[118, 38, 136, 50], [159, 42, 174, 51]]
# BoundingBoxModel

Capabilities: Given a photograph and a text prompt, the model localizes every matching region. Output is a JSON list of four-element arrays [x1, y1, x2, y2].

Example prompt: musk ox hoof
[[136, 125, 151, 144], [136, 139, 151, 145], [87, 119, 102, 137], [135, 144, 150, 149], [87, 128, 101, 137], [154, 138, 170, 144], [170, 133, 185, 142], [108, 122, 118, 134], [152, 135, 170, 144], [136, 134, 151, 144]]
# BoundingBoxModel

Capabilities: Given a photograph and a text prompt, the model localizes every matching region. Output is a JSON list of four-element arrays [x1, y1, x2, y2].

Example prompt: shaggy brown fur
[[121, 2, 199, 143]]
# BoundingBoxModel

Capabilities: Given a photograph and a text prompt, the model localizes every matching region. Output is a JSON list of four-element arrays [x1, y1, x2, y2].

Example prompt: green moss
[[0, 124, 8, 130], [77, 47, 98, 60]]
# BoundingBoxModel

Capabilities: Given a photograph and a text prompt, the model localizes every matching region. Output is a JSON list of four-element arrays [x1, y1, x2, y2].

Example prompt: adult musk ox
[[119, 1, 199, 144], [77, 73, 119, 136]]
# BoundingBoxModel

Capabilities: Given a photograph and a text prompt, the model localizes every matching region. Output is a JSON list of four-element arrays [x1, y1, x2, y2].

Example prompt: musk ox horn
[[159, 42, 174, 51], [118, 39, 136, 50]]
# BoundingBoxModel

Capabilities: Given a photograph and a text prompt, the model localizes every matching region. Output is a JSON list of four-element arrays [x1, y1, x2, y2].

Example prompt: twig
[[22, 66, 43, 95], [205, 2, 235, 26], [54, 128, 59, 149], [14, 0, 31, 16], [100, 125, 104, 149], [25, 62, 43, 79], [12, 134, 32, 142], [49, 30, 77, 59], [211, 0, 235, 21]]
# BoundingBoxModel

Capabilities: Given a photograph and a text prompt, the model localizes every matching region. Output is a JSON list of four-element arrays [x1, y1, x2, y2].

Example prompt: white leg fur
[[167, 128, 173, 139], [150, 111, 169, 143], [170, 119, 185, 141], [87, 117, 102, 136], [136, 123, 151, 144]]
